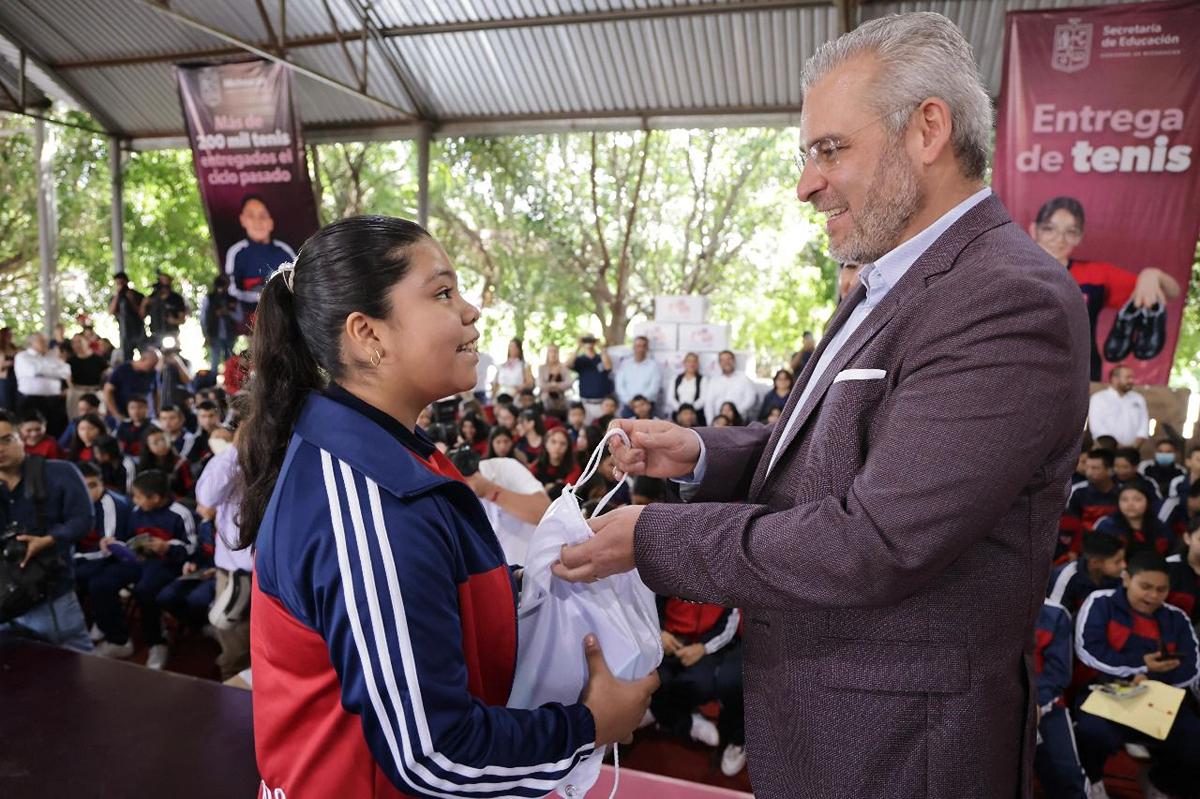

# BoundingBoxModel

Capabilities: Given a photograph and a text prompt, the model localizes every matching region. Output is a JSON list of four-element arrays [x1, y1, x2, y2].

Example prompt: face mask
[[1155, 452, 1176, 466]]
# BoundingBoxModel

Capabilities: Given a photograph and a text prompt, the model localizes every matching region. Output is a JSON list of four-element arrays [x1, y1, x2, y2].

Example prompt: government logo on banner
[[1052, 20, 1093, 73]]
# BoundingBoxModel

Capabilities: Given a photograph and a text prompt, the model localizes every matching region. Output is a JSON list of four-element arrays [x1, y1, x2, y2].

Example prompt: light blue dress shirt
[[689, 187, 993, 483]]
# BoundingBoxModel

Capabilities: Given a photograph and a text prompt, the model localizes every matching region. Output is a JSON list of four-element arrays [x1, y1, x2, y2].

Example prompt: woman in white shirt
[[492, 338, 535, 399], [668, 352, 706, 424]]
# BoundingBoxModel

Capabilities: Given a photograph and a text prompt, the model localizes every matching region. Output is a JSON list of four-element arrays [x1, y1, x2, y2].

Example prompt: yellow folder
[[1080, 680, 1187, 740]]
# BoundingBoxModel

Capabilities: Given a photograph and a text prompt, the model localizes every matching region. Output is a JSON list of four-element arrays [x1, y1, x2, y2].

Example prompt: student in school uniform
[[72, 463, 131, 614], [1166, 520, 1200, 625], [90, 469, 197, 669], [1059, 449, 1120, 558], [1074, 552, 1200, 798], [1047, 531, 1126, 618], [1032, 600, 1088, 799], [238, 216, 656, 798], [114, 396, 151, 456], [1093, 483, 1173, 558], [646, 596, 741, 751]]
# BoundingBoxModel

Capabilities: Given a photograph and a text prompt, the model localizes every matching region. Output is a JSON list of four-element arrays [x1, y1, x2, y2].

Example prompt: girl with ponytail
[[240, 216, 656, 798]]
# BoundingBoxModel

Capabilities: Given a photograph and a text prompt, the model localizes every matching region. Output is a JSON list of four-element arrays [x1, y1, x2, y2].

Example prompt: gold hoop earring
[[370, 349, 382, 368]]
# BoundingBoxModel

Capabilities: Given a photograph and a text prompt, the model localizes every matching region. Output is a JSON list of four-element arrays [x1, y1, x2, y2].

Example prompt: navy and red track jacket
[[1059, 482, 1118, 555], [1074, 587, 1199, 688], [252, 389, 596, 798], [1166, 553, 1200, 623], [1033, 600, 1073, 711]]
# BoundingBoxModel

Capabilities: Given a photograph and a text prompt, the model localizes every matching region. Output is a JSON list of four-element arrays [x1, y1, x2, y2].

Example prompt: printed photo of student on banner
[[177, 59, 320, 327], [994, 0, 1200, 385]]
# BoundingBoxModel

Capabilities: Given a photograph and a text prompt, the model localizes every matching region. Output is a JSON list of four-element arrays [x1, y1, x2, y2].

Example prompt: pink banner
[[994, 0, 1200, 384], [177, 60, 319, 310]]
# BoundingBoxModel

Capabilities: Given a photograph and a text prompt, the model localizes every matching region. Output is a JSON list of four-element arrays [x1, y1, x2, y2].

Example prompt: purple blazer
[[634, 195, 1090, 798]]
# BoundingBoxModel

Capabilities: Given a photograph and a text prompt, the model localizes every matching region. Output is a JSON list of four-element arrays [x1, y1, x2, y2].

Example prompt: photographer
[[140, 272, 188, 347], [107, 272, 146, 362], [570, 335, 612, 425], [0, 410, 94, 652]]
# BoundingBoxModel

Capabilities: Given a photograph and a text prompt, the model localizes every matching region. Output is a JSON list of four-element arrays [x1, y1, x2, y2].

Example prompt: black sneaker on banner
[[1132, 302, 1167, 360], [1103, 300, 1139, 363]]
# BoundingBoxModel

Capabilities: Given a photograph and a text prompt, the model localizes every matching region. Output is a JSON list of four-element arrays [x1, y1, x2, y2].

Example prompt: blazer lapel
[[747, 285, 866, 499], [748, 193, 1014, 500]]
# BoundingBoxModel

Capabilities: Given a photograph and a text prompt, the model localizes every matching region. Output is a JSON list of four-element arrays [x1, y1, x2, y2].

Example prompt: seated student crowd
[[1047, 424, 1200, 799], [1, 325, 250, 679]]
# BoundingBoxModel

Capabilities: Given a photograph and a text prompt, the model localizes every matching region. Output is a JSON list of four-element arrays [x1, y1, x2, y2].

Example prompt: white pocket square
[[832, 368, 886, 383]]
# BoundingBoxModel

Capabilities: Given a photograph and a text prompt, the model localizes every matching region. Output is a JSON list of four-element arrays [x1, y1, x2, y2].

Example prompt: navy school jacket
[[251, 389, 596, 799], [1033, 600, 1073, 711], [76, 489, 132, 561], [1074, 587, 1199, 689], [127, 501, 197, 564], [1046, 556, 1120, 618], [1166, 553, 1199, 623]]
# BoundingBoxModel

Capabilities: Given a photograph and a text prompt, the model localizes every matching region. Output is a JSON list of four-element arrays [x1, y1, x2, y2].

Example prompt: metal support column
[[110, 136, 125, 274], [34, 118, 59, 335], [417, 123, 431, 227]]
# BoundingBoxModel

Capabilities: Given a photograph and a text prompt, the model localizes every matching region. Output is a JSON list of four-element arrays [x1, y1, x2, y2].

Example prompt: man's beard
[[828, 136, 925, 265]]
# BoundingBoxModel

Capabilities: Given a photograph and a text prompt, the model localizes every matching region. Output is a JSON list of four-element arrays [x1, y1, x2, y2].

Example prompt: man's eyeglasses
[[795, 104, 917, 174]]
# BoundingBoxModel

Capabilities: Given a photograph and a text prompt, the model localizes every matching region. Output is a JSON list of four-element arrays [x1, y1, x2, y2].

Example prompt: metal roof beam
[[132, 0, 417, 120], [0, 20, 122, 132], [52, 0, 832, 70]]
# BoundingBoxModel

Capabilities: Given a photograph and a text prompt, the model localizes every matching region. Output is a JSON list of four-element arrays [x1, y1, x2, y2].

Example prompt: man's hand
[[606, 419, 700, 479], [1144, 653, 1180, 673], [553, 505, 644, 583], [661, 630, 683, 656], [16, 534, 55, 569], [99, 536, 117, 553], [182, 561, 199, 576], [676, 643, 706, 668]]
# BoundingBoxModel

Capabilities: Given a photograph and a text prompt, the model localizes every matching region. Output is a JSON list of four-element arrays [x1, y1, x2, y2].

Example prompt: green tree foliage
[[2, 109, 1197, 385]]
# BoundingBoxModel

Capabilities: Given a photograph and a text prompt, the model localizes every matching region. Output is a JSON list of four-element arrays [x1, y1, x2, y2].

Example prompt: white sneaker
[[146, 644, 169, 670], [689, 713, 719, 747], [1125, 743, 1152, 760], [720, 744, 746, 777], [1088, 781, 1111, 799], [94, 640, 134, 659], [88, 623, 105, 643], [637, 708, 656, 730]]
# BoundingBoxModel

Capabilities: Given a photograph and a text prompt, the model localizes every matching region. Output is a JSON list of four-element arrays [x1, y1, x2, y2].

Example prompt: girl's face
[[77, 420, 103, 445], [496, 407, 516, 429], [1119, 489, 1148, 520], [575, 429, 590, 452], [461, 420, 476, 441], [775, 372, 793, 392], [546, 430, 569, 460], [684, 354, 699, 375], [371, 240, 481, 406], [92, 445, 111, 463], [492, 435, 513, 457], [546, 345, 559, 362], [508, 340, 521, 361], [1030, 208, 1082, 265], [147, 433, 170, 457], [721, 402, 737, 417]]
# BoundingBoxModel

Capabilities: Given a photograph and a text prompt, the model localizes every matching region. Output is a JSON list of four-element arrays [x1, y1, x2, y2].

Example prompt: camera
[[447, 446, 481, 478], [1, 522, 29, 563]]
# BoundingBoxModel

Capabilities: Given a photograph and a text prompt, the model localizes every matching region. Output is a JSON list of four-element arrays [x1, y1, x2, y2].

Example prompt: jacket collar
[[293, 390, 448, 500]]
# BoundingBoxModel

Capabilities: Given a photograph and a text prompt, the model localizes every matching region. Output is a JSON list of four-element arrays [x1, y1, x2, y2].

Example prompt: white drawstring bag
[[507, 428, 663, 798]]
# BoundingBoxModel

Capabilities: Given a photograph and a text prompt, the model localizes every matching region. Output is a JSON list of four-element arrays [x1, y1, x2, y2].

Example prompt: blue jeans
[[209, 338, 235, 374], [0, 590, 93, 653]]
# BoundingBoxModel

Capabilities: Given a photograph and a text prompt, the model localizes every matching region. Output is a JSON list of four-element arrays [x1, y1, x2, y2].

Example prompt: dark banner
[[177, 60, 319, 308], [994, 0, 1200, 385]]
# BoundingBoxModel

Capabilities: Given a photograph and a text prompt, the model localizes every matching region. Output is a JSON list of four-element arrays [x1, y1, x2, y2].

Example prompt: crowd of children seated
[[1042, 432, 1200, 799], [8, 320, 1200, 791], [4, 324, 250, 679]]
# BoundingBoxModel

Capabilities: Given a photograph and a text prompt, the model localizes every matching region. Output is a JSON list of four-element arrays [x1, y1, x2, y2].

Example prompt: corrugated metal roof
[[0, 0, 1161, 145]]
